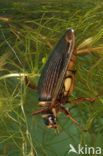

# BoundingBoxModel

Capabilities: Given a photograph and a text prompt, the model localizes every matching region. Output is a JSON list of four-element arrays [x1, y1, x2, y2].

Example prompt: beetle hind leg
[[60, 106, 85, 133]]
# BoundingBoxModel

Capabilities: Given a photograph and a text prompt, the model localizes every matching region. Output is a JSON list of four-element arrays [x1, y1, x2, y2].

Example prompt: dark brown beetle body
[[38, 29, 77, 128], [25, 28, 102, 132]]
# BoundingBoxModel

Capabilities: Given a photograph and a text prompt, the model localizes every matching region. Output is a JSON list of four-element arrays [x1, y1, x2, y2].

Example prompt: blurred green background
[[0, 0, 103, 155]]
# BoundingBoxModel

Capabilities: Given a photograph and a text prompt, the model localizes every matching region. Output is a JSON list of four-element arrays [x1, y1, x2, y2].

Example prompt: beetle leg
[[25, 76, 38, 90], [59, 105, 85, 133], [69, 97, 95, 104], [32, 102, 60, 115], [69, 96, 99, 104], [69, 90, 103, 104]]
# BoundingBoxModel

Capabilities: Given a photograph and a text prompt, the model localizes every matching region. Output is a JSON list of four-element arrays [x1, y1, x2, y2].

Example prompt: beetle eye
[[48, 116, 57, 125]]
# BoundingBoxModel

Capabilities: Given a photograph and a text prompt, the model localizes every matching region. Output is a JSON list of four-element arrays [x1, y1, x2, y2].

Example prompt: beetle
[[36, 28, 78, 128], [25, 28, 99, 132]]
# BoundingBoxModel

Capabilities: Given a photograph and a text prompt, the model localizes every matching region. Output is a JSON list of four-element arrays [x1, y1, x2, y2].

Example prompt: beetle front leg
[[25, 76, 38, 90], [59, 105, 85, 133], [32, 102, 60, 115]]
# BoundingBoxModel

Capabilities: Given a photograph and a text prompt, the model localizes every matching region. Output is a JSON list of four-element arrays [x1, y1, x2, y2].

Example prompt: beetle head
[[43, 115, 57, 129]]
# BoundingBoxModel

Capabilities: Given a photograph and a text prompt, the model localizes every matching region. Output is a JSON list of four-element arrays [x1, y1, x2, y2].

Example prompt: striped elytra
[[38, 28, 77, 128]]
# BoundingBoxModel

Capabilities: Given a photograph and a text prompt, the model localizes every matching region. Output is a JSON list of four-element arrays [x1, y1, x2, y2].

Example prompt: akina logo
[[68, 144, 101, 155]]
